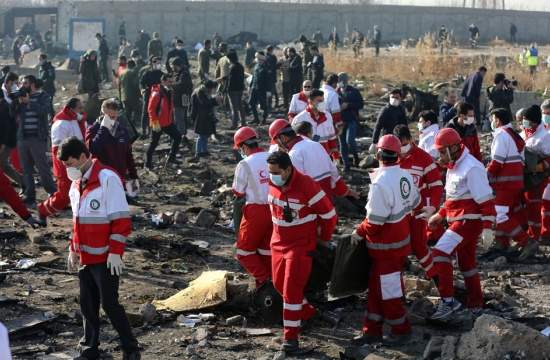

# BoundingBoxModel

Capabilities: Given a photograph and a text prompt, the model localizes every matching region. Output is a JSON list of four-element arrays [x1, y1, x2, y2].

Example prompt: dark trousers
[[123, 100, 142, 138], [312, 72, 323, 89], [99, 56, 109, 82], [339, 119, 359, 170], [249, 88, 268, 123], [282, 81, 292, 109], [173, 106, 189, 135], [267, 81, 278, 111], [141, 90, 151, 135], [78, 263, 138, 357], [229, 91, 245, 127], [146, 123, 181, 167]]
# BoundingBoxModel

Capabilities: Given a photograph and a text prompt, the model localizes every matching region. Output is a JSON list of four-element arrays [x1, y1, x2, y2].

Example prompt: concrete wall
[[56, 1, 550, 47]]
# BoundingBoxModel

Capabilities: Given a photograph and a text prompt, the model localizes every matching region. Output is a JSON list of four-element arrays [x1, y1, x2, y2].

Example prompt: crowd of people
[[1, 26, 550, 358]]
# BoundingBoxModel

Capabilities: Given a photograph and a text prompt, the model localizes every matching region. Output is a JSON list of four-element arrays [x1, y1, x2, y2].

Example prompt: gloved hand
[[67, 250, 79, 272], [369, 143, 377, 154], [350, 231, 363, 246], [100, 116, 115, 129], [107, 253, 124, 276], [481, 228, 495, 246], [125, 179, 140, 198], [418, 206, 436, 220], [26, 216, 46, 228]]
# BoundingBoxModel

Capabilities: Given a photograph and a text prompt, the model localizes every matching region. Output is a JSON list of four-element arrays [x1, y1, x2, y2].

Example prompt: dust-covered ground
[[1, 47, 550, 360]]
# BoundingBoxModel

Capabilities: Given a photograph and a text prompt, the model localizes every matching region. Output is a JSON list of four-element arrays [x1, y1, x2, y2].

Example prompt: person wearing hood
[[38, 98, 86, 221], [191, 80, 219, 158], [86, 98, 139, 198], [370, 89, 407, 153], [445, 101, 482, 161], [139, 56, 163, 138], [249, 51, 269, 124], [78, 50, 100, 98], [146, 74, 181, 168]]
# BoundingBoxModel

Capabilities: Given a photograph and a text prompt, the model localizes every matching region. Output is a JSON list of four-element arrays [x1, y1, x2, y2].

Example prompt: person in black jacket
[[265, 45, 278, 110], [191, 80, 219, 158], [96, 33, 110, 82], [139, 56, 163, 138], [78, 50, 100, 99], [248, 52, 269, 124], [165, 39, 190, 73], [337, 72, 364, 171], [169, 57, 194, 142], [487, 72, 514, 113], [38, 53, 55, 117], [371, 89, 407, 151], [0, 80, 23, 190], [309, 46, 324, 89], [227, 50, 245, 129], [461, 66, 487, 125], [288, 48, 303, 96]]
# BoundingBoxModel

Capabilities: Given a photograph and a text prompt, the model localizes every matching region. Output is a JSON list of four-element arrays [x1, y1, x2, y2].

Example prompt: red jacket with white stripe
[[287, 136, 348, 198], [69, 159, 131, 265], [438, 146, 496, 229], [292, 107, 338, 155], [288, 92, 308, 121], [269, 169, 337, 255], [356, 164, 421, 259], [487, 124, 524, 191], [400, 144, 443, 212]]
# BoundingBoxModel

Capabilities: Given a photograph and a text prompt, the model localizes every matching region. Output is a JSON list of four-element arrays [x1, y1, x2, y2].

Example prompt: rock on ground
[[456, 314, 550, 360]]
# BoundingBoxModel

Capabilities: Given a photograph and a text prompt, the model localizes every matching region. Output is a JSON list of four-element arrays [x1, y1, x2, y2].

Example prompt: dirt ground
[[1, 46, 550, 360]]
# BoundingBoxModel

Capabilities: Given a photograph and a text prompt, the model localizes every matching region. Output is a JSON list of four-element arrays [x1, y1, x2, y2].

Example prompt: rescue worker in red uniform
[[487, 108, 537, 260], [428, 129, 495, 321], [394, 125, 443, 278], [446, 101, 482, 162], [0, 167, 42, 227], [521, 105, 550, 254], [267, 150, 337, 354], [288, 80, 312, 121], [58, 137, 140, 360], [232, 127, 272, 287], [351, 134, 420, 345], [539, 100, 550, 246], [38, 98, 86, 222], [269, 118, 358, 201], [291, 89, 339, 157]]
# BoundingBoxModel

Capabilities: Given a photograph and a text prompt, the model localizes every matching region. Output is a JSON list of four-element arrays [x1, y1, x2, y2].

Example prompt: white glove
[[481, 228, 495, 247], [369, 143, 377, 154], [418, 206, 436, 220], [350, 231, 363, 246], [101, 115, 115, 129], [107, 253, 124, 276], [67, 250, 79, 272]]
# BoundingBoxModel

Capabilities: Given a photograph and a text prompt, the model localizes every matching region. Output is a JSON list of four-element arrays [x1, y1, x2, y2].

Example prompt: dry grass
[[324, 46, 550, 94]]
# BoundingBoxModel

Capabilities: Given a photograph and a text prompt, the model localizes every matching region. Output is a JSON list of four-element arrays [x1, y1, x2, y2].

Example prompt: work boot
[[122, 351, 141, 360], [281, 339, 300, 354], [351, 332, 383, 345], [383, 332, 412, 346], [430, 298, 462, 321], [518, 239, 539, 261]]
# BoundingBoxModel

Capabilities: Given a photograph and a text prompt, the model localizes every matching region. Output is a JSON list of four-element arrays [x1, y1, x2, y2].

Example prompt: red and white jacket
[[522, 123, 550, 157], [288, 92, 308, 121], [50, 106, 86, 179], [69, 160, 131, 265], [438, 146, 496, 229], [321, 84, 342, 127], [418, 124, 439, 159], [356, 165, 421, 259], [232, 149, 270, 204], [487, 124, 525, 191], [286, 136, 348, 198], [292, 107, 338, 155], [269, 169, 337, 255], [400, 144, 443, 213]]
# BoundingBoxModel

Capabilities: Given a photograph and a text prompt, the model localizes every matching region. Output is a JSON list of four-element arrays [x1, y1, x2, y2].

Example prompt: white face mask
[[417, 122, 425, 131], [77, 113, 83, 121], [337, 82, 345, 88], [102, 115, 115, 128], [389, 98, 400, 107], [153, 63, 161, 70], [67, 166, 83, 181], [10, 84, 18, 92], [401, 143, 411, 154], [176, 45, 183, 50], [464, 116, 475, 125], [303, 90, 311, 96], [315, 101, 326, 113]]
